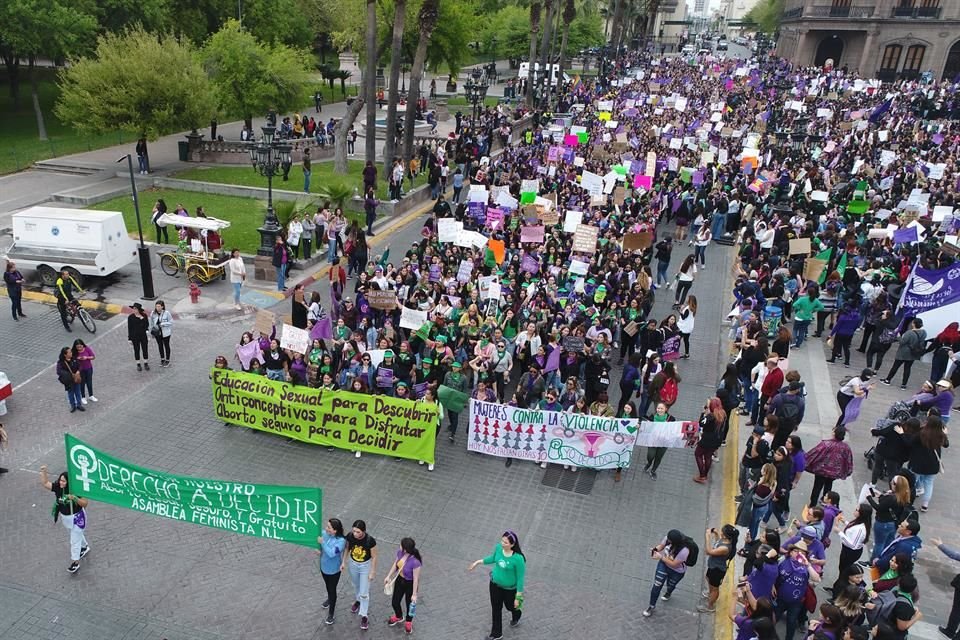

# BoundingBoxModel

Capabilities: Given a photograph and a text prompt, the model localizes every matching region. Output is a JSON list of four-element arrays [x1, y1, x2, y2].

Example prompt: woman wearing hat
[[774, 540, 821, 640], [127, 302, 151, 371]]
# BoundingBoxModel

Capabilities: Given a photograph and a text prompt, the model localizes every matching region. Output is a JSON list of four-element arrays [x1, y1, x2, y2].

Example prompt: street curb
[[0, 287, 124, 315]]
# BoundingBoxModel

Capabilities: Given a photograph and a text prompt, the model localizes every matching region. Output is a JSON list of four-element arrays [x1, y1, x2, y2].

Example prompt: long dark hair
[[846, 503, 873, 544], [750, 597, 774, 620], [328, 518, 344, 537], [400, 537, 422, 562], [503, 530, 525, 559], [666, 529, 688, 557], [721, 524, 740, 561]]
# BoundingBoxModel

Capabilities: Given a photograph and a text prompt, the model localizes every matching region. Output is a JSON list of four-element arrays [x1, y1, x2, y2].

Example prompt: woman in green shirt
[[791, 287, 825, 348], [469, 531, 526, 640]]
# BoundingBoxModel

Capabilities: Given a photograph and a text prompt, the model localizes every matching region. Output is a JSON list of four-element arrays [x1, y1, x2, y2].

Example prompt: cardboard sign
[[562, 336, 585, 353], [438, 218, 462, 243], [572, 225, 599, 254], [400, 307, 429, 330], [788, 238, 811, 256], [563, 210, 583, 233], [613, 186, 626, 206], [366, 289, 398, 310], [539, 207, 560, 226], [254, 310, 275, 336], [803, 258, 826, 283], [624, 232, 653, 251]]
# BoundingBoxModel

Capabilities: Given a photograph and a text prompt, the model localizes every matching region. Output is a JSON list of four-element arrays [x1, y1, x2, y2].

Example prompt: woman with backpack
[[698, 524, 739, 613], [648, 361, 681, 410], [745, 463, 777, 543], [642, 529, 697, 618], [880, 317, 927, 390], [866, 309, 900, 371]]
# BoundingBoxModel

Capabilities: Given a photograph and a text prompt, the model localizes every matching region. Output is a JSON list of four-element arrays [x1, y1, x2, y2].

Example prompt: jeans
[[489, 581, 520, 638], [66, 383, 83, 409], [276, 263, 287, 291], [348, 558, 371, 616], [744, 386, 759, 422], [656, 261, 670, 285], [695, 444, 716, 478], [764, 498, 789, 527], [776, 599, 805, 640], [648, 561, 685, 608], [61, 511, 89, 561], [79, 369, 93, 398], [913, 472, 936, 507], [327, 241, 337, 264], [694, 244, 706, 265], [711, 212, 727, 239], [453, 186, 463, 203], [391, 575, 415, 621], [232, 282, 242, 305], [266, 368, 285, 381], [137, 154, 147, 172], [9, 288, 23, 320], [885, 359, 914, 386], [749, 501, 771, 540], [872, 520, 897, 560], [322, 570, 341, 616], [303, 169, 311, 193], [793, 319, 810, 347]]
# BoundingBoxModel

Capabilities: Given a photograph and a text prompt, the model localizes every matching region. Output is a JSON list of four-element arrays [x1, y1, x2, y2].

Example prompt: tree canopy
[[55, 27, 217, 139], [202, 19, 313, 123], [744, 0, 783, 35]]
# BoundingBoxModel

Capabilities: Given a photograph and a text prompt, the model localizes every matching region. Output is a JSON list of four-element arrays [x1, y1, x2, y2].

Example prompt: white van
[[5, 207, 137, 286], [517, 62, 569, 87]]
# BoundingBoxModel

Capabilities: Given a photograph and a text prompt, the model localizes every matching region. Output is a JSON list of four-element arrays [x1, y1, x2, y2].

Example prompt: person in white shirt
[[217, 249, 247, 309], [673, 255, 698, 307], [832, 503, 871, 574], [287, 216, 303, 259], [756, 221, 775, 250], [694, 226, 712, 265]]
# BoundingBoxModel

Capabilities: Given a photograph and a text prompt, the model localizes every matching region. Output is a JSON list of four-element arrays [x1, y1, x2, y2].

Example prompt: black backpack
[[777, 395, 801, 422], [683, 536, 700, 567]]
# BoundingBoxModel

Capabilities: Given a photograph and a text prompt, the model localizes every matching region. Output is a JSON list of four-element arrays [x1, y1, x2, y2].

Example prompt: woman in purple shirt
[[788, 435, 806, 488], [385, 538, 422, 634], [72, 339, 97, 404], [730, 596, 774, 640]]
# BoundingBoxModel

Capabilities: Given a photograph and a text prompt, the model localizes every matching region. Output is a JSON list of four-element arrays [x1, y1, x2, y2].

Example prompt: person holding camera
[[643, 529, 694, 618], [699, 524, 739, 613]]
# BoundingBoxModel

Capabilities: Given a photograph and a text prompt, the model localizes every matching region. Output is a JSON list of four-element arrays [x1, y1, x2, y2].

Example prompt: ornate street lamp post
[[248, 112, 293, 256]]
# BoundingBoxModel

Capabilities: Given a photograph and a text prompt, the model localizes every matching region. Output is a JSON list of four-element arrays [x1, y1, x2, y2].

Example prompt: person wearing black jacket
[[870, 417, 918, 484], [127, 302, 150, 371]]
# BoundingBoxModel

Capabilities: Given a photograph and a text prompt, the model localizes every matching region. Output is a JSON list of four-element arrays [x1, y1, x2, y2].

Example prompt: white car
[[681, 44, 695, 55]]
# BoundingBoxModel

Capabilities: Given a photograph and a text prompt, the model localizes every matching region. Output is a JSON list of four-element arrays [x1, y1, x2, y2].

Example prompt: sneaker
[[389, 616, 402, 626], [938, 626, 955, 639], [76, 406, 85, 412], [351, 601, 360, 615], [448, 434, 455, 443], [137, 363, 142, 371], [360, 616, 369, 630], [70, 407, 77, 413], [509, 616, 522, 628], [881, 379, 891, 385], [642, 606, 654, 617], [355, 451, 361, 458], [88, 396, 98, 402], [325, 615, 335, 625], [418, 460, 425, 465], [67, 561, 80, 573], [505, 458, 513, 467], [428, 463, 435, 471], [661, 591, 672, 601], [540, 462, 547, 468], [81, 398, 88, 405], [650, 470, 657, 480], [79, 546, 90, 559], [144, 362, 150, 370], [697, 605, 716, 613], [404, 621, 413, 634], [900, 385, 907, 390], [322, 599, 330, 609]]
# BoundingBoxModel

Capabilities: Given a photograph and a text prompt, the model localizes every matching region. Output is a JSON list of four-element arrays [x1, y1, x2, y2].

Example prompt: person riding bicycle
[[55, 269, 81, 332]]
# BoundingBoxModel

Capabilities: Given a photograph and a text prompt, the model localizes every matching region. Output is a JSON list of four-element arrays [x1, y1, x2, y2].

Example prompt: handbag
[[73, 507, 86, 530], [384, 553, 409, 596], [150, 324, 162, 338], [803, 583, 817, 613]]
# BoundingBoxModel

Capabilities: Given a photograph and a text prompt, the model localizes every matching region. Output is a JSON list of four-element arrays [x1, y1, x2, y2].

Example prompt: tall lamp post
[[247, 113, 292, 257], [116, 154, 156, 300], [463, 69, 489, 125]]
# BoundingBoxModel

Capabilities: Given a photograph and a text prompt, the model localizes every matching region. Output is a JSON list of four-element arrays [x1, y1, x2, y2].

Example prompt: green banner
[[211, 369, 439, 463], [64, 434, 322, 547]]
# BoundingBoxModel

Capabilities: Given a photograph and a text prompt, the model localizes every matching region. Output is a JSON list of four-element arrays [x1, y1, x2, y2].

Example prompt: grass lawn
[[443, 96, 505, 108], [89, 187, 363, 255], [0, 68, 139, 175], [172, 160, 428, 201], [0, 68, 358, 176]]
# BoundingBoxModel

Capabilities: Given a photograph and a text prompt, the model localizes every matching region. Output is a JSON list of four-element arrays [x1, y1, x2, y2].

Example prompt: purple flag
[[310, 316, 333, 340], [892, 226, 918, 245], [900, 263, 960, 313]]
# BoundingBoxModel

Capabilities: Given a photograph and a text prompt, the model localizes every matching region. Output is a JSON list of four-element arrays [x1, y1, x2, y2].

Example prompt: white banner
[[279, 324, 310, 354], [468, 399, 639, 469], [400, 307, 429, 330]]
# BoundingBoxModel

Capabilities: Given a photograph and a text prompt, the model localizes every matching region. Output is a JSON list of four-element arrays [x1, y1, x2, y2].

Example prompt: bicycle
[[65, 298, 96, 334]]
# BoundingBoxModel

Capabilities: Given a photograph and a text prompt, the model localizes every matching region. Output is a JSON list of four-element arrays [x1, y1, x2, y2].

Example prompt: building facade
[[653, 0, 691, 52], [777, 0, 960, 80]]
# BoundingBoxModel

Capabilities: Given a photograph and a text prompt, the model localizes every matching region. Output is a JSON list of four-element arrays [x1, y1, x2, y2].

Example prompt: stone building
[[776, 0, 960, 80]]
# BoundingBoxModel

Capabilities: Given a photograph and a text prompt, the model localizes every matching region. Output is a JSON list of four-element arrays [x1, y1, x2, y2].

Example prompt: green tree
[[238, 0, 314, 47], [202, 19, 312, 131], [55, 26, 217, 139], [88, 0, 173, 34], [745, 0, 783, 34]]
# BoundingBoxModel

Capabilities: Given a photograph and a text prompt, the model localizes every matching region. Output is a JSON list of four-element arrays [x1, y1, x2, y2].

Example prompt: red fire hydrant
[[189, 282, 201, 304]]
